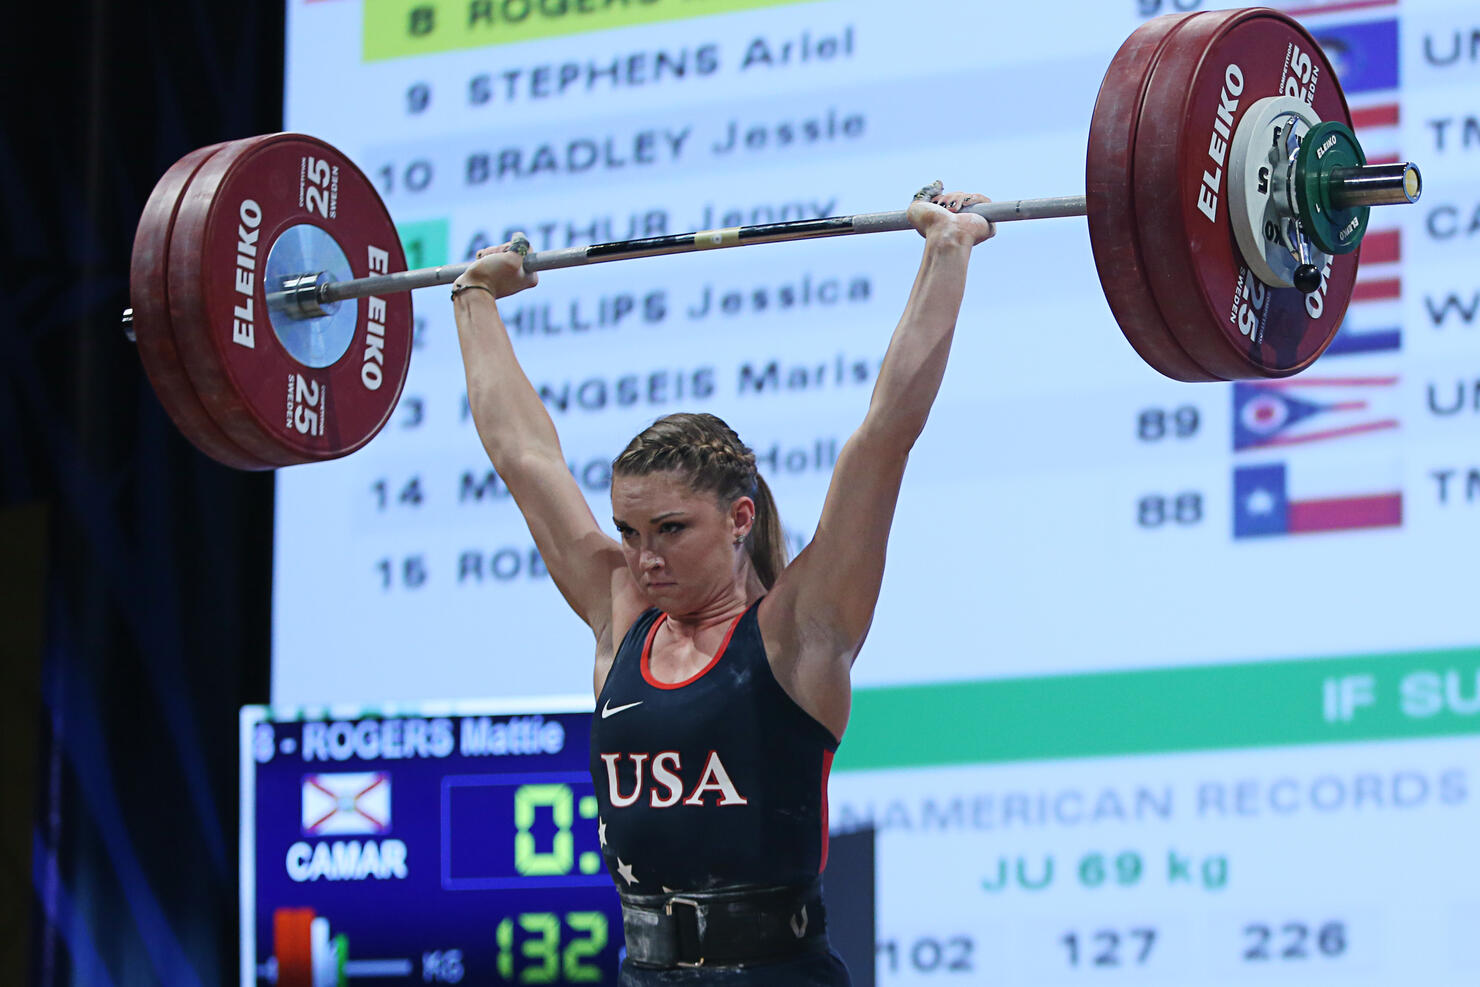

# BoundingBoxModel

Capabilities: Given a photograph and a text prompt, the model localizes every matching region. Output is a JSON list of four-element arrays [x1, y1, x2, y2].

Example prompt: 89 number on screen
[[1136, 406, 1201, 442]]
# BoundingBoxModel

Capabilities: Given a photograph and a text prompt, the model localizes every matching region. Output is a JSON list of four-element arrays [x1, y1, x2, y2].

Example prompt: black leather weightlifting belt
[[620, 878, 827, 968]]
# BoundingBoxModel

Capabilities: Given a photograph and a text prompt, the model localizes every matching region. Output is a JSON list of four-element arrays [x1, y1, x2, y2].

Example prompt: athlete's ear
[[730, 496, 756, 541]]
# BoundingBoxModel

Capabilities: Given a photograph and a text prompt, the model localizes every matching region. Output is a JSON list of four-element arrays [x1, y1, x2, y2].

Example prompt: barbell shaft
[[301, 195, 1089, 309]]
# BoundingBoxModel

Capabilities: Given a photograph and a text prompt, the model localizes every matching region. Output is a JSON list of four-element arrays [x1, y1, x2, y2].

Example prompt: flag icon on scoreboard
[[1232, 376, 1398, 451], [1302, 13, 1405, 360], [1233, 463, 1402, 538], [1307, 17, 1397, 96], [301, 772, 391, 835]]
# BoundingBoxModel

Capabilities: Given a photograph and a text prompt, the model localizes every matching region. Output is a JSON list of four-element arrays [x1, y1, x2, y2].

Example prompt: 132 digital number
[[495, 912, 608, 983]]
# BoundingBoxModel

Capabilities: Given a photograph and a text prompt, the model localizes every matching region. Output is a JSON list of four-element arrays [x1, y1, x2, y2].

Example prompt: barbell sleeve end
[[122, 308, 135, 343], [1328, 162, 1423, 210]]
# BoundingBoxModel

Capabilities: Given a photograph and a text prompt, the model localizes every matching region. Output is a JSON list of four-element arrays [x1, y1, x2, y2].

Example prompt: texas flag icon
[[1233, 462, 1402, 539]]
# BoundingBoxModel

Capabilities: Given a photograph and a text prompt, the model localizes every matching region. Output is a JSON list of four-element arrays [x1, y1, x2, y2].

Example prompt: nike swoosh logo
[[601, 700, 644, 719]]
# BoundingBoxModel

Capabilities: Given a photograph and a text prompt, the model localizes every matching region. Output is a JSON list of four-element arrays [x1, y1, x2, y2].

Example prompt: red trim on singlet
[[640, 608, 747, 690], [818, 749, 834, 873]]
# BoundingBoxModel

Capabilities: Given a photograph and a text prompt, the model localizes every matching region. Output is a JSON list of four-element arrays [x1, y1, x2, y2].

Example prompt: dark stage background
[[2, 3, 283, 983]]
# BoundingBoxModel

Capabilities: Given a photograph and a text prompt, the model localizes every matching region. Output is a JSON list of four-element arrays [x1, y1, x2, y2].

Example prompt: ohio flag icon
[[301, 772, 392, 835], [1232, 377, 1398, 451]]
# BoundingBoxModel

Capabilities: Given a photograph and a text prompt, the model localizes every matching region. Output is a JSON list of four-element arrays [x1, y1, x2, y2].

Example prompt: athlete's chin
[[643, 582, 679, 605]]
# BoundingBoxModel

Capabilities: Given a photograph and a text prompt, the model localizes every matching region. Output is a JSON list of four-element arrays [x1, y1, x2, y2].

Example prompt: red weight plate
[[129, 142, 275, 469], [1087, 12, 1221, 382], [1134, 8, 1359, 379], [168, 134, 411, 465], [272, 907, 315, 987]]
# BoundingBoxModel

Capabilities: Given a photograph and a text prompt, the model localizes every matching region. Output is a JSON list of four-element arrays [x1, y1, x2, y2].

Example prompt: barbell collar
[[303, 195, 1088, 309], [1328, 162, 1422, 209], [270, 272, 338, 320]]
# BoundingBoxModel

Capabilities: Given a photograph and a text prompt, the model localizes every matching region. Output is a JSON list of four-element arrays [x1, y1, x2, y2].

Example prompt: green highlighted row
[[835, 645, 1480, 772], [364, 0, 817, 61], [397, 218, 450, 269]]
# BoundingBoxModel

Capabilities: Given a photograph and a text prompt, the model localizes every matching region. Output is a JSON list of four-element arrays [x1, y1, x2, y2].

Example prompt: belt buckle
[[663, 896, 705, 967]]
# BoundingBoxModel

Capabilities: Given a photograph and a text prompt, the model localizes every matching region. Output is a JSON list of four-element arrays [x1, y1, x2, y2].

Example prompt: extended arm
[[452, 244, 634, 655], [861, 190, 990, 456], [764, 190, 994, 727]]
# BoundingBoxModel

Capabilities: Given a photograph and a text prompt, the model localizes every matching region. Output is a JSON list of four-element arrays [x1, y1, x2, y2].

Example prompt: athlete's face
[[611, 470, 754, 612]]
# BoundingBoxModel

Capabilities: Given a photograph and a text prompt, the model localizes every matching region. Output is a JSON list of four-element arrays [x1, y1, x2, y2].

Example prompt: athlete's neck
[[659, 562, 765, 637], [662, 597, 752, 640]]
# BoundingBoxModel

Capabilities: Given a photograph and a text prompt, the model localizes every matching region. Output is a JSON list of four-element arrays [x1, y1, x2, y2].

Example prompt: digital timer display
[[442, 775, 608, 888]]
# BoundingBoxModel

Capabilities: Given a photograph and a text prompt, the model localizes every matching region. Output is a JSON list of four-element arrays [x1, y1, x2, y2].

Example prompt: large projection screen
[[272, 1, 1480, 982]]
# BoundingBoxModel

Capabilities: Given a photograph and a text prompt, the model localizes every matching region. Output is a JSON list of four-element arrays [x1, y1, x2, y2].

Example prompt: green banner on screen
[[835, 646, 1480, 772]]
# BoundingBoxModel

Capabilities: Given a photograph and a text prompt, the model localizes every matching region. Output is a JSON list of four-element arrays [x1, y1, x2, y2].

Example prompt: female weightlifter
[[451, 186, 994, 984]]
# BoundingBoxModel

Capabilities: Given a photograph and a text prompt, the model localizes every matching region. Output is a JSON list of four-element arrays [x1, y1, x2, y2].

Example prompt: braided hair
[[612, 413, 788, 589]]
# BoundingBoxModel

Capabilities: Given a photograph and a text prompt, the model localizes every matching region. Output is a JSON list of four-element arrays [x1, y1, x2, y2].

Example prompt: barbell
[[124, 7, 1422, 470]]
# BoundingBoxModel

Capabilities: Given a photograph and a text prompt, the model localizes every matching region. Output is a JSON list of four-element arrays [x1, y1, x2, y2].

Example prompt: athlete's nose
[[640, 547, 663, 571]]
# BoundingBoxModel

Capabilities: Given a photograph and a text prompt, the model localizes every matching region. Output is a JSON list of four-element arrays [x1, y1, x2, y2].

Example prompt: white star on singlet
[[598, 817, 607, 847], [616, 858, 638, 886]]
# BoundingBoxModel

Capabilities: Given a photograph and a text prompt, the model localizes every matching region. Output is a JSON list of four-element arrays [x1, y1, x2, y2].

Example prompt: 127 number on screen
[[1062, 927, 1157, 967]]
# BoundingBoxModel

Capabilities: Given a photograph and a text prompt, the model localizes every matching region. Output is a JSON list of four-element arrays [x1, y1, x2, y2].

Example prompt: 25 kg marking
[[288, 374, 325, 436], [302, 156, 338, 218]]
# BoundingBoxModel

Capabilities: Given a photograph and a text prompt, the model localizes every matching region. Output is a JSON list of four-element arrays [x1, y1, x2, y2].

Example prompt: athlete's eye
[[659, 522, 684, 535]]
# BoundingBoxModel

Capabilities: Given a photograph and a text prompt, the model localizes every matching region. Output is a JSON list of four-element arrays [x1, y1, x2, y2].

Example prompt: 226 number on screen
[[1243, 920, 1348, 962]]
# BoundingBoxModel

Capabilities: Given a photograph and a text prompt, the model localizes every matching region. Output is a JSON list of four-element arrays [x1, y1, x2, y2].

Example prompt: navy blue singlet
[[591, 603, 851, 985], [590, 602, 839, 893]]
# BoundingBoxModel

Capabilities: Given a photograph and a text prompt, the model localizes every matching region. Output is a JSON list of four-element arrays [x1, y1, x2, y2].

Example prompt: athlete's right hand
[[456, 235, 539, 299], [907, 191, 995, 246]]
